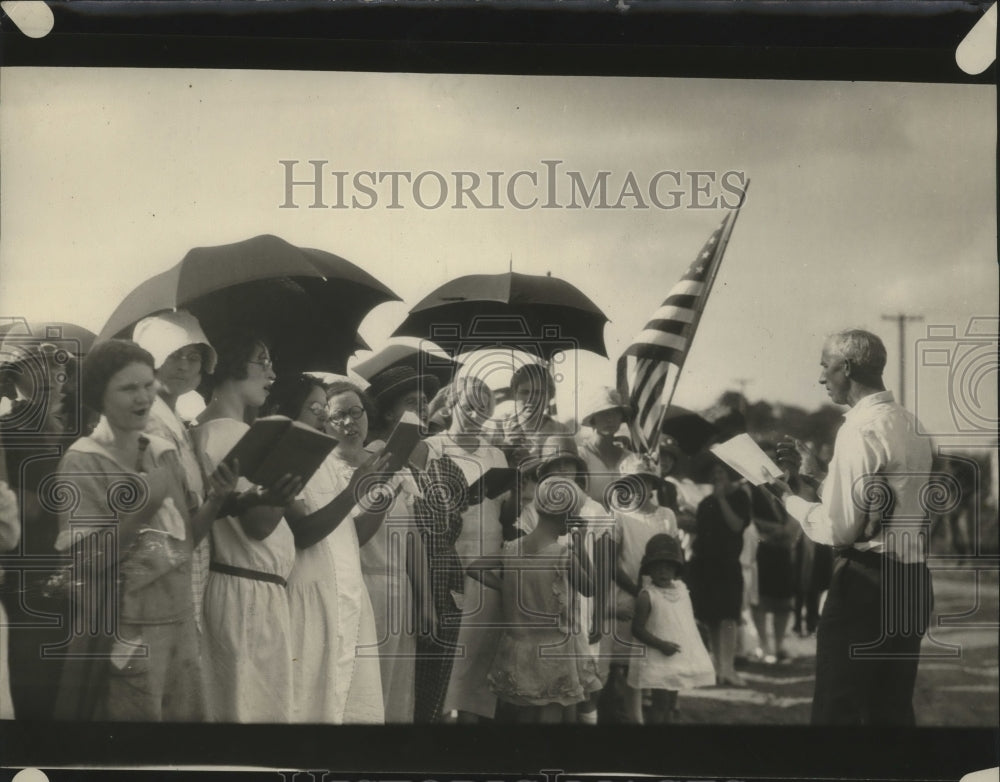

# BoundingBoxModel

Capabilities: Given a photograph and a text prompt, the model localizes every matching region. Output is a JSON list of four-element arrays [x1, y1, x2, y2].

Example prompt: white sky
[[1, 68, 996, 440]]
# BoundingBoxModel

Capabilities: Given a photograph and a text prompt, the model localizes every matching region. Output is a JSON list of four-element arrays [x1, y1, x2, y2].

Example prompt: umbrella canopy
[[660, 405, 719, 456], [391, 271, 609, 359], [351, 338, 462, 390], [97, 235, 400, 375]]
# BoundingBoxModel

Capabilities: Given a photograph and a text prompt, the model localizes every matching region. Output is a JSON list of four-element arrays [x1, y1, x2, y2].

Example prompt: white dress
[[358, 466, 421, 723], [627, 581, 716, 691], [427, 435, 508, 719], [603, 505, 677, 660], [290, 454, 384, 724], [193, 418, 296, 723]]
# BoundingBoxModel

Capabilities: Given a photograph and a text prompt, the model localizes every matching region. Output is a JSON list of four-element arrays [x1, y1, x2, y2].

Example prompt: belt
[[209, 561, 287, 588], [834, 547, 924, 569]]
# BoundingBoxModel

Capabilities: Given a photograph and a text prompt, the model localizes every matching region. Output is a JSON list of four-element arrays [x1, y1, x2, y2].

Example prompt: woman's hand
[[205, 459, 239, 503], [258, 473, 304, 508]]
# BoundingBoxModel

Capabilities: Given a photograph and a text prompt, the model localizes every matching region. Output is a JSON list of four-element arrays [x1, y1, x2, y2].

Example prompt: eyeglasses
[[167, 349, 203, 364], [327, 405, 365, 423], [306, 401, 329, 422], [248, 357, 273, 372]]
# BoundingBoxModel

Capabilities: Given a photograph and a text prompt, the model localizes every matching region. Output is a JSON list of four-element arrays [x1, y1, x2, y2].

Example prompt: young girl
[[629, 533, 715, 723], [469, 475, 601, 723], [603, 454, 678, 723]]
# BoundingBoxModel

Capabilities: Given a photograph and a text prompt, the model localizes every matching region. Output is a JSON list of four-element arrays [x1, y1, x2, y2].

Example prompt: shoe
[[776, 649, 792, 664], [763, 654, 778, 665], [717, 674, 747, 688]]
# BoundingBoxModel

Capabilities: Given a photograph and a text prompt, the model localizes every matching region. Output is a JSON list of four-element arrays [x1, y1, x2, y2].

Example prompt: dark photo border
[[1, 1, 997, 779]]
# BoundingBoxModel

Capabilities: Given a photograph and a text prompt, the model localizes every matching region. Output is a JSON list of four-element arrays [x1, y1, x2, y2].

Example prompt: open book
[[223, 415, 338, 487], [709, 434, 785, 487], [375, 411, 425, 474]]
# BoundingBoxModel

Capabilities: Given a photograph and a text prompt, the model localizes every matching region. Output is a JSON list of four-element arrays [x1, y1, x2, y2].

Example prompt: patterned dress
[[488, 540, 601, 706]]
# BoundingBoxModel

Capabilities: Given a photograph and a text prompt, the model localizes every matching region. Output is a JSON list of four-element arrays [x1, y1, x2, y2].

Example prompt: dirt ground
[[673, 565, 999, 726]]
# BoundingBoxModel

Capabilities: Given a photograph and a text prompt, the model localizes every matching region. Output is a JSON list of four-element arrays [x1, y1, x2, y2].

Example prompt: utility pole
[[881, 313, 923, 408]]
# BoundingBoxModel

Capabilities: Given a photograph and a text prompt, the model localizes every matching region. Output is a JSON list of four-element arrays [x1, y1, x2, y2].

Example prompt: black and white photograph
[[0, 3, 997, 779]]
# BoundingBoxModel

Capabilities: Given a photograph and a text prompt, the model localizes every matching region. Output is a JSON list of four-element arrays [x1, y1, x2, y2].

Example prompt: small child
[[468, 475, 601, 723], [602, 454, 678, 723], [629, 533, 716, 723]]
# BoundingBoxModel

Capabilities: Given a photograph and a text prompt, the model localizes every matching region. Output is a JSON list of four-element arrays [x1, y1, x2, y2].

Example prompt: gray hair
[[825, 329, 887, 379]]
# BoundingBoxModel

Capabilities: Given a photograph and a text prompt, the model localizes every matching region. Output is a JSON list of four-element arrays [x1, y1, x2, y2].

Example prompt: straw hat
[[366, 365, 439, 406]]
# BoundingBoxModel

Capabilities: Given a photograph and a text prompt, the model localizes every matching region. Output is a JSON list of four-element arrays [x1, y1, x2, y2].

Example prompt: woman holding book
[[261, 374, 386, 724], [191, 333, 302, 722], [360, 366, 439, 722]]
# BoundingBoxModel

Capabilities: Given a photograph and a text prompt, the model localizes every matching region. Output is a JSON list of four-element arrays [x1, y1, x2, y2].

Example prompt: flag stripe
[[631, 329, 688, 352], [620, 207, 740, 455], [625, 343, 687, 365], [647, 305, 697, 324], [666, 280, 705, 298]]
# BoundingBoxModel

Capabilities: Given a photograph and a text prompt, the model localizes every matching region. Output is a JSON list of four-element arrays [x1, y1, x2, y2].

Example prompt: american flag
[[618, 196, 746, 455]]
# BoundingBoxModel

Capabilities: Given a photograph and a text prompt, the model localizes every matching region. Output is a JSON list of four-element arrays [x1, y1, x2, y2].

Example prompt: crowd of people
[[1, 311, 944, 726]]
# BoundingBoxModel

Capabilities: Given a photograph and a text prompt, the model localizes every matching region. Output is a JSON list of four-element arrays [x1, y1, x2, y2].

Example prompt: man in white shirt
[[772, 329, 933, 725]]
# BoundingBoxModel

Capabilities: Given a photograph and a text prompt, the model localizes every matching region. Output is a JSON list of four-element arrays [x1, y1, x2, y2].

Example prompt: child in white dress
[[629, 533, 716, 723], [603, 454, 678, 723]]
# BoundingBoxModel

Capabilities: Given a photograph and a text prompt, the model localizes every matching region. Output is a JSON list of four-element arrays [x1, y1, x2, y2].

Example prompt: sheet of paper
[[710, 434, 785, 486]]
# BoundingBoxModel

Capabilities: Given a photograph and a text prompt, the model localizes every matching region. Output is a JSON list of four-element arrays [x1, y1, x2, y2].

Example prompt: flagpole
[[649, 180, 750, 453]]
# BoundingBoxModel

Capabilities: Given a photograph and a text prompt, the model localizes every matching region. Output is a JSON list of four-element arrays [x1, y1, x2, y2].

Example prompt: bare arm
[[568, 529, 594, 598], [631, 590, 680, 656], [467, 555, 504, 592]]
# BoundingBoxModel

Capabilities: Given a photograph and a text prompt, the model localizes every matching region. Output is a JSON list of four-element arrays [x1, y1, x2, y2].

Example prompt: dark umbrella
[[391, 271, 609, 359], [97, 235, 400, 375], [660, 405, 719, 456]]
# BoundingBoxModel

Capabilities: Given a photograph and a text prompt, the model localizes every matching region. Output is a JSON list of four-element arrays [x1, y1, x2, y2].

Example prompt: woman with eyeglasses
[[261, 374, 389, 724], [191, 333, 303, 722], [358, 366, 439, 723]]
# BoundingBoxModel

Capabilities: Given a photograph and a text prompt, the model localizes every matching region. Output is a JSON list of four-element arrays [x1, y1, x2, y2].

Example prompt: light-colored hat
[[132, 310, 217, 374], [579, 386, 631, 428]]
